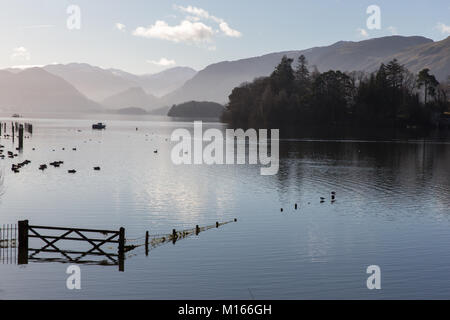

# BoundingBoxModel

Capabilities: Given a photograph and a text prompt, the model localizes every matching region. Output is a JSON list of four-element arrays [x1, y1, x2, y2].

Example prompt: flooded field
[[1, 116, 450, 299]]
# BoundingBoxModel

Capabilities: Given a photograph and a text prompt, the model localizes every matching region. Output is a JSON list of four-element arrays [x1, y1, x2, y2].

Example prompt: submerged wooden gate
[[0, 224, 17, 264], [18, 220, 126, 271]]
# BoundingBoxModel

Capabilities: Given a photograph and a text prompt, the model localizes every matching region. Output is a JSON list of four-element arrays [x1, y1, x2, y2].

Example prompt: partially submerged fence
[[0, 122, 33, 149], [126, 219, 238, 255], [0, 224, 17, 264], [9, 218, 237, 271]]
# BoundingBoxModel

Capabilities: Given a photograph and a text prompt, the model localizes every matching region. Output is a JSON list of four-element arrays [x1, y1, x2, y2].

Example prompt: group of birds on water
[[1, 143, 101, 174], [0, 146, 17, 160], [2, 125, 163, 175], [321, 191, 336, 203], [280, 192, 337, 212]]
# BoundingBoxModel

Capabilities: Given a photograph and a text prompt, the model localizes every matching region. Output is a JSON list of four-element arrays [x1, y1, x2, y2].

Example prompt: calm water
[[1, 115, 450, 299]]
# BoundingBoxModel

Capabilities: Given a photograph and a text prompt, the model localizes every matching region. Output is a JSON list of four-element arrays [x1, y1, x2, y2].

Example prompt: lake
[[1, 115, 450, 299]]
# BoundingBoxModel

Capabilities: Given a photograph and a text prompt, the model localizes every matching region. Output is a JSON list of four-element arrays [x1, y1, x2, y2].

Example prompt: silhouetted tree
[[417, 68, 439, 104], [270, 55, 295, 94], [295, 55, 310, 84], [221, 57, 449, 130]]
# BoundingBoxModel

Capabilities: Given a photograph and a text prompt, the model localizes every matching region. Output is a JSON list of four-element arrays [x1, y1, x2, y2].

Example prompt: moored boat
[[92, 122, 106, 130]]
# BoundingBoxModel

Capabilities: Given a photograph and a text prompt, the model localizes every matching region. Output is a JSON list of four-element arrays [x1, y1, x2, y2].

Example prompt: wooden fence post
[[18, 220, 29, 265], [118, 227, 125, 272], [172, 229, 177, 244], [18, 124, 24, 150], [145, 231, 149, 256]]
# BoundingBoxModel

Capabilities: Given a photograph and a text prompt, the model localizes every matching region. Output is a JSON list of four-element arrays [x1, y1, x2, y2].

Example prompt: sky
[[0, 0, 449, 75]]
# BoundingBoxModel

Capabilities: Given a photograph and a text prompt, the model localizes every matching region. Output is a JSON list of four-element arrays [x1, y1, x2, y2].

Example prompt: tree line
[[222, 55, 450, 129]]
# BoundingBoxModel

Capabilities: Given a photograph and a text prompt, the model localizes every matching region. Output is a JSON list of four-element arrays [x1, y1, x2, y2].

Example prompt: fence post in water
[[18, 220, 29, 265], [118, 227, 125, 272], [145, 231, 149, 256], [172, 229, 177, 244], [216, 221, 219, 228], [18, 124, 24, 150], [195, 225, 200, 235]]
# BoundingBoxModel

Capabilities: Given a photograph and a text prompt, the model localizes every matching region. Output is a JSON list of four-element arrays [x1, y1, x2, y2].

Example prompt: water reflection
[[1, 117, 450, 299], [275, 139, 450, 220]]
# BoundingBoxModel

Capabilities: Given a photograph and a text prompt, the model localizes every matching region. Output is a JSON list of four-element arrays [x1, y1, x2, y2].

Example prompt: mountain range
[[43, 64, 197, 101], [0, 68, 100, 113], [164, 36, 450, 104], [0, 35, 449, 114]]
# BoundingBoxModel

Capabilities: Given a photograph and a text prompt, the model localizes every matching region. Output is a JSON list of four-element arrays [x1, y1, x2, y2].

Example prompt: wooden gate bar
[[27, 248, 119, 257], [28, 235, 119, 243], [28, 228, 74, 260], [17, 220, 125, 271], [18, 220, 28, 264], [28, 225, 119, 234]]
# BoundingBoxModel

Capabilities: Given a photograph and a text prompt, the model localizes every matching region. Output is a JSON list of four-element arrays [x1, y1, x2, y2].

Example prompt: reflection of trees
[[273, 135, 450, 210]]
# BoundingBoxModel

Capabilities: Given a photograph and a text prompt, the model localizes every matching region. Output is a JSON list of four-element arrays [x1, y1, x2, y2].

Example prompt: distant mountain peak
[[41, 63, 197, 101], [0, 66, 100, 113]]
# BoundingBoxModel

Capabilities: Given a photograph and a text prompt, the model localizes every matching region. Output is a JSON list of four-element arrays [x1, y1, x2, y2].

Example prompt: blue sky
[[0, 0, 449, 74]]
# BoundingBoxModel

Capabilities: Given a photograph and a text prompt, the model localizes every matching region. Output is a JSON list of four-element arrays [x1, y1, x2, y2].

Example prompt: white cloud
[[173, 5, 216, 22], [146, 58, 176, 66], [186, 15, 201, 22], [436, 22, 450, 34], [219, 22, 241, 38], [133, 20, 214, 43], [357, 28, 369, 38], [387, 26, 398, 35], [173, 4, 242, 38], [10, 47, 31, 61], [133, 5, 241, 46], [115, 23, 126, 31]]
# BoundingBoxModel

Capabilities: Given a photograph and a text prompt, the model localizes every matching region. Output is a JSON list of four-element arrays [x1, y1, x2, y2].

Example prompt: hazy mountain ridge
[[102, 86, 159, 110], [383, 36, 450, 81], [1, 35, 448, 115], [138, 67, 197, 97], [0, 64, 196, 114], [162, 36, 447, 105], [43, 64, 196, 102], [43, 63, 136, 102], [0, 68, 101, 113]]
